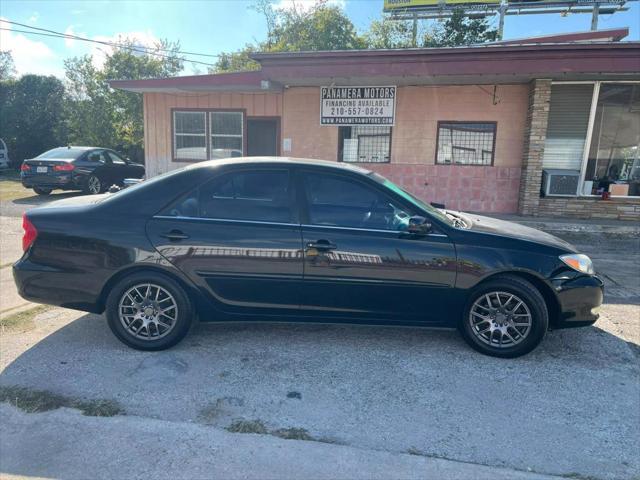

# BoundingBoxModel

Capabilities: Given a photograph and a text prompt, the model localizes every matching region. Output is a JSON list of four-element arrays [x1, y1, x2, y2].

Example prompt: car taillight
[[20, 163, 31, 172], [53, 163, 74, 171], [22, 215, 38, 252]]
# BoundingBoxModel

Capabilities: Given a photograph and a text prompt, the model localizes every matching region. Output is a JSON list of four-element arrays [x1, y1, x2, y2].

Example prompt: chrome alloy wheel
[[118, 283, 178, 340], [469, 291, 532, 348], [87, 176, 101, 194]]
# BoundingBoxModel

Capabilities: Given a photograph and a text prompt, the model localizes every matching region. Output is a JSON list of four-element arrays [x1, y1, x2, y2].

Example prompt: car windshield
[[38, 148, 86, 159], [368, 172, 453, 226]]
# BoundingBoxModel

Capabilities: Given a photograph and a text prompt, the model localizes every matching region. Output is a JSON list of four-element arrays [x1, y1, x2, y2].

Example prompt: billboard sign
[[320, 86, 396, 126], [384, 0, 499, 10]]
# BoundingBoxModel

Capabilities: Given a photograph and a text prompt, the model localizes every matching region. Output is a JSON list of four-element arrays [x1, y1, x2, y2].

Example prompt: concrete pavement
[[0, 403, 560, 480], [1, 194, 639, 480]]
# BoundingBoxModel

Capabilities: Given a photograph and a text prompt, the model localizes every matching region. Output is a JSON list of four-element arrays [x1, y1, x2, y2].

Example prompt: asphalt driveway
[[0, 188, 638, 479]]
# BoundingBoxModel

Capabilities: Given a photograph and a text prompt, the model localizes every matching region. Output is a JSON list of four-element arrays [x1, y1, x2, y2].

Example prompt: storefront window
[[584, 84, 640, 197], [435, 122, 496, 165], [338, 126, 391, 163], [173, 111, 207, 161]]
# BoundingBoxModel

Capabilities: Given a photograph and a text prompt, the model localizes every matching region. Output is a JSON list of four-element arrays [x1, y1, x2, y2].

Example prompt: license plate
[[36, 166, 48, 173]]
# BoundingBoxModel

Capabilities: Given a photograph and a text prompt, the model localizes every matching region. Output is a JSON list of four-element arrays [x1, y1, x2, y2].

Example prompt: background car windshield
[[369, 172, 453, 226], [37, 148, 86, 159]]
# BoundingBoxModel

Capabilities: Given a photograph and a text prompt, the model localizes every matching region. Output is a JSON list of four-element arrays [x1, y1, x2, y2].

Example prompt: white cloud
[[28, 11, 39, 23], [274, 0, 346, 13], [88, 30, 161, 69], [0, 18, 62, 77]]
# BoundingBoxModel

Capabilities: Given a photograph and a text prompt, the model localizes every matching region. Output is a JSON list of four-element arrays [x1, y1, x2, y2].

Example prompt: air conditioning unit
[[542, 169, 580, 196]]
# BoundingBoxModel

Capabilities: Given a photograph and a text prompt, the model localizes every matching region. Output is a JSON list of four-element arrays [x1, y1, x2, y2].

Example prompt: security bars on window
[[436, 122, 496, 166], [339, 126, 391, 163]]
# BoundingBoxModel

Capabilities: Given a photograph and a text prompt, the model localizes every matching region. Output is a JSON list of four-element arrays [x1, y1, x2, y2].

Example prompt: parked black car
[[13, 158, 603, 357], [20, 146, 145, 196]]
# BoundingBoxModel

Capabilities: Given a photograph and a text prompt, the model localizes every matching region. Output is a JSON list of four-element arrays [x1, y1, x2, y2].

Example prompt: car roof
[[189, 156, 372, 175]]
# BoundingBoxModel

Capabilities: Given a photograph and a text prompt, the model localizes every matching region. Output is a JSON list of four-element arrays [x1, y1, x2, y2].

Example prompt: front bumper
[[553, 274, 604, 329]]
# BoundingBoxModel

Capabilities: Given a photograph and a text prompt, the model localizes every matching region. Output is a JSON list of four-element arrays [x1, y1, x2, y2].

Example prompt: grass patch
[[406, 447, 425, 456], [0, 170, 32, 202], [0, 305, 51, 332], [272, 427, 314, 441], [226, 419, 268, 434], [0, 385, 124, 417], [224, 419, 342, 445]]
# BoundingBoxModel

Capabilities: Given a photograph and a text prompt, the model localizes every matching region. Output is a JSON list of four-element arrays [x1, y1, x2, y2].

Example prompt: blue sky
[[1, 0, 638, 77]]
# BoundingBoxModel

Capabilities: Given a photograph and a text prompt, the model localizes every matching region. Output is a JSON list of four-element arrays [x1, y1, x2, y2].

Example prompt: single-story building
[[110, 28, 640, 220]]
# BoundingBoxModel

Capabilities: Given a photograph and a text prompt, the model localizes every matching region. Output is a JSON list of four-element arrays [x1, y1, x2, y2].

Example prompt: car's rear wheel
[[33, 187, 52, 195], [105, 272, 194, 350], [85, 175, 103, 194], [459, 275, 548, 358]]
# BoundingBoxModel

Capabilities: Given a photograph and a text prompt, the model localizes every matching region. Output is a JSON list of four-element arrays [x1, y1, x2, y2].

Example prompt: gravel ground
[[1, 191, 639, 480]]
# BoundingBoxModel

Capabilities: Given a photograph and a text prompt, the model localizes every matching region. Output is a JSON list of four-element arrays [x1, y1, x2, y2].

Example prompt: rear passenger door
[[146, 167, 304, 316]]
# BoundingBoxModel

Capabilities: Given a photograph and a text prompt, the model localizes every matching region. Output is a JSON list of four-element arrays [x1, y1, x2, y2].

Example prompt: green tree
[[363, 17, 415, 49], [64, 39, 184, 161], [270, 2, 365, 51], [211, 0, 364, 73], [425, 10, 498, 47], [0, 75, 67, 167], [0, 50, 16, 80], [213, 44, 261, 74]]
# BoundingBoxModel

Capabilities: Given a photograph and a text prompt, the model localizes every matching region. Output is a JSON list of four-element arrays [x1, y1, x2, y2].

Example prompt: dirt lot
[[0, 181, 639, 480]]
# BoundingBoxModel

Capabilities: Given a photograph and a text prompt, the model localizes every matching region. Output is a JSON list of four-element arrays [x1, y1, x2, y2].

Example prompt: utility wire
[[0, 20, 221, 67], [2, 19, 222, 58]]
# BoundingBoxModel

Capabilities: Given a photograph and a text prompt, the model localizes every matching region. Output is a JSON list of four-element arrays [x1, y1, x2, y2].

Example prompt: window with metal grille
[[338, 126, 391, 163], [435, 122, 496, 165]]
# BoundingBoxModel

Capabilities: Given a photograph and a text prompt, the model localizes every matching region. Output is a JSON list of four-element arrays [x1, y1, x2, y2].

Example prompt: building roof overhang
[[109, 40, 640, 93]]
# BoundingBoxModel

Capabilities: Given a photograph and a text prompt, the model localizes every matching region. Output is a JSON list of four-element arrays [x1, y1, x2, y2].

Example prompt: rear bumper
[[553, 274, 604, 329], [21, 172, 82, 190], [13, 260, 102, 313]]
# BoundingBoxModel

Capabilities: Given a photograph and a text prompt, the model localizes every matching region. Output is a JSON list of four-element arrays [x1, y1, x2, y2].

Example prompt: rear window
[[37, 148, 86, 159]]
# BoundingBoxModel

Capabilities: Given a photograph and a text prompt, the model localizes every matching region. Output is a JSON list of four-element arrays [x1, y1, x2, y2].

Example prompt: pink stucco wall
[[282, 85, 529, 213], [143, 84, 529, 213]]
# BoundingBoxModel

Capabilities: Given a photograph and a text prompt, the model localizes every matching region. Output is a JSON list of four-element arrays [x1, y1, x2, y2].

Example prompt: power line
[[0, 19, 221, 67]]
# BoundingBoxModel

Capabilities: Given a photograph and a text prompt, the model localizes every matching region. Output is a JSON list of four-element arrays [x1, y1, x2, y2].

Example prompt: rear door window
[[163, 169, 293, 223]]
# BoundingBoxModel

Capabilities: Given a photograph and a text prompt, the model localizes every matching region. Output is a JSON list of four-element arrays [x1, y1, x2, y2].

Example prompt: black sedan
[[20, 146, 145, 195], [13, 158, 603, 357]]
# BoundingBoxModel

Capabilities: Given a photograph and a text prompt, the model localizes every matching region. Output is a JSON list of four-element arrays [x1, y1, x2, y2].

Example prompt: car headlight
[[560, 254, 595, 275]]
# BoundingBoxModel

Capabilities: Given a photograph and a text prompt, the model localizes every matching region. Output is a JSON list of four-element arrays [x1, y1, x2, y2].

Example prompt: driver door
[[298, 169, 457, 323]]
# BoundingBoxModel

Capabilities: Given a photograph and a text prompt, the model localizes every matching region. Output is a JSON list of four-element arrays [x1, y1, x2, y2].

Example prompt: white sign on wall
[[320, 86, 396, 126]]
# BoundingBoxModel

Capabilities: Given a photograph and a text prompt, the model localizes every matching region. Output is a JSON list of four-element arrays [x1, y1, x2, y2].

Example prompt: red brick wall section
[[365, 164, 522, 214]]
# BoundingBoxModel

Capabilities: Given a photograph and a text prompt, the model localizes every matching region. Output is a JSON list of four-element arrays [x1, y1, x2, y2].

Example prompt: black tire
[[459, 275, 549, 358], [84, 174, 103, 195], [33, 187, 52, 195], [105, 271, 194, 351]]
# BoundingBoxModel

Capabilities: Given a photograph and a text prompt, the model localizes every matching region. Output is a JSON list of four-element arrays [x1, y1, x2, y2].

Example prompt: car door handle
[[160, 230, 190, 241], [306, 240, 337, 251]]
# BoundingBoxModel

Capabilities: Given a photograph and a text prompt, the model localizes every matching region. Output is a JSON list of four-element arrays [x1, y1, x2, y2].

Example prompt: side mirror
[[407, 215, 432, 234]]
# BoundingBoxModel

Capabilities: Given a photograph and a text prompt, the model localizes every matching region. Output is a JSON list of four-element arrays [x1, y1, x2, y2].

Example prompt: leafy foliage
[[211, 0, 364, 73], [0, 50, 16, 80], [211, 1, 498, 72], [64, 39, 184, 162], [0, 75, 67, 167], [425, 10, 498, 47]]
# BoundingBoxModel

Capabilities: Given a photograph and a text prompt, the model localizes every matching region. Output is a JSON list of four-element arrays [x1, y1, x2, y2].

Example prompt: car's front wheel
[[105, 272, 194, 350], [459, 275, 549, 358], [33, 187, 52, 195]]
